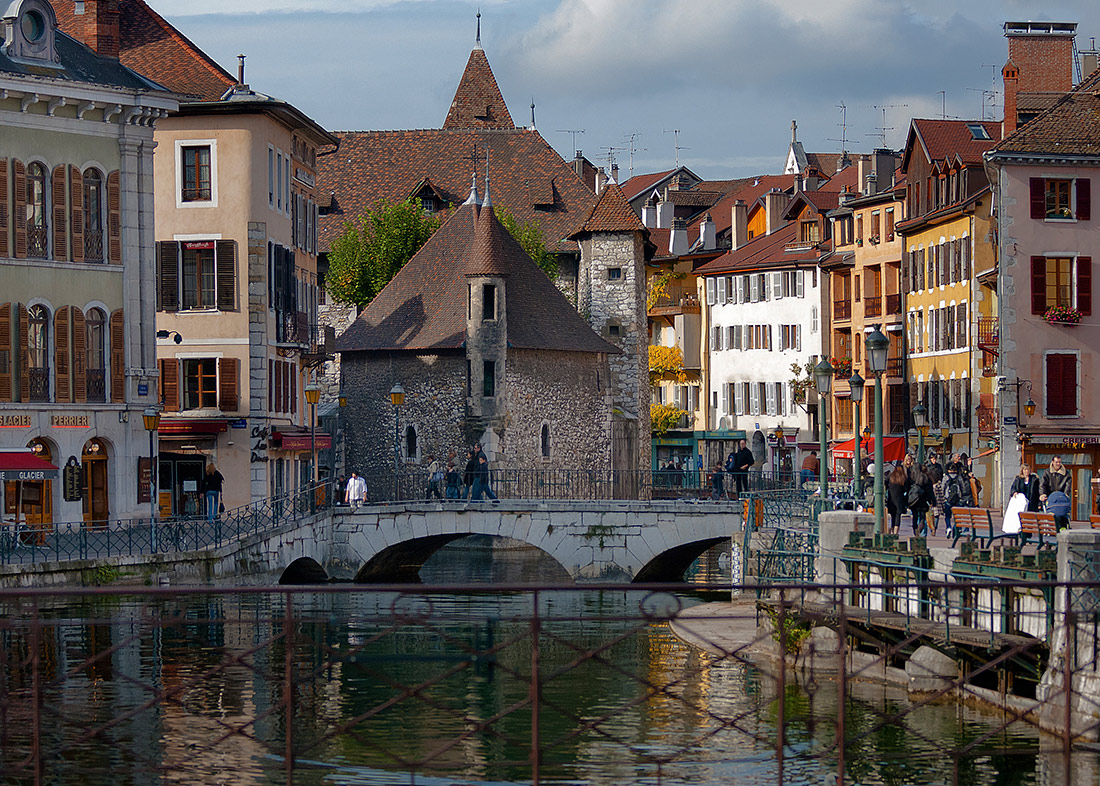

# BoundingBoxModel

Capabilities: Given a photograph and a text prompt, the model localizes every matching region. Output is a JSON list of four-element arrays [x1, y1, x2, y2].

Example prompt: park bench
[[950, 507, 1006, 549], [1091, 514, 1100, 529], [1018, 511, 1058, 547]]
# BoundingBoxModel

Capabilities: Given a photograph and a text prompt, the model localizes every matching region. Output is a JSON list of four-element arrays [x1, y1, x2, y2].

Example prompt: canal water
[[0, 538, 1086, 785]]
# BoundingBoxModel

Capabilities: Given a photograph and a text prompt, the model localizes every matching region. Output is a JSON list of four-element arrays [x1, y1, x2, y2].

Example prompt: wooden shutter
[[1031, 256, 1047, 315], [215, 239, 236, 311], [268, 359, 274, 412], [71, 307, 86, 403], [1077, 178, 1090, 221], [218, 357, 239, 412], [69, 165, 84, 263], [291, 363, 297, 415], [51, 165, 67, 261], [54, 306, 71, 403], [1077, 257, 1092, 315], [106, 170, 121, 264], [157, 241, 179, 312], [13, 160, 26, 259], [159, 358, 179, 411], [109, 308, 125, 402], [0, 303, 10, 402], [1046, 354, 1077, 416], [1030, 178, 1045, 219], [17, 303, 29, 401], [0, 159, 8, 256]]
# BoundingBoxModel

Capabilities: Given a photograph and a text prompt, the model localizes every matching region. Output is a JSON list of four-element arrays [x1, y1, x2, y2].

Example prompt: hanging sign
[[62, 456, 83, 502]]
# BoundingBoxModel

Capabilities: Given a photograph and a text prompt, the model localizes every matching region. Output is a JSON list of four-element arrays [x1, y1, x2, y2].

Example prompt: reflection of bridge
[[0, 499, 740, 586]]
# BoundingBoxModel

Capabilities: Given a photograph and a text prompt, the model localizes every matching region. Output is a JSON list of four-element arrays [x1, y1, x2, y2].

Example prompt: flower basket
[[830, 356, 853, 377], [1043, 305, 1082, 325]]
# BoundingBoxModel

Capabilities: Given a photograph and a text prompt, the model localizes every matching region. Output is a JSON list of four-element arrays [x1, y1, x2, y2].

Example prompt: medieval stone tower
[[571, 182, 652, 481]]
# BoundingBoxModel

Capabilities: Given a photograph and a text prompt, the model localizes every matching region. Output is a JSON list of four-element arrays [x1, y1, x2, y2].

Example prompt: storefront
[[1024, 434, 1100, 521], [1, 449, 60, 526], [157, 418, 228, 518]]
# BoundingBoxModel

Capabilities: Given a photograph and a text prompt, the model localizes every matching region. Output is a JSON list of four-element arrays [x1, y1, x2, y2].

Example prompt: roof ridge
[[126, 0, 235, 92]]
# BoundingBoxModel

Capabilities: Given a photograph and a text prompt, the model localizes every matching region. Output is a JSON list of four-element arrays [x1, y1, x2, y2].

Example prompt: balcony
[[28, 368, 49, 401], [886, 356, 905, 378], [978, 317, 999, 350], [276, 310, 310, 347], [885, 293, 901, 315], [86, 369, 106, 403], [648, 285, 700, 317], [865, 295, 882, 318], [833, 300, 851, 320]]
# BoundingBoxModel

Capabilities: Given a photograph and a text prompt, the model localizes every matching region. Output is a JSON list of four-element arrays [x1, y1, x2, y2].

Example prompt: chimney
[[594, 168, 607, 195], [237, 54, 246, 86], [731, 200, 748, 250], [871, 149, 898, 192], [611, 163, 619, 183], [1083, 39, 1099, 79], [573, 150, 584, 180], [802, 166, 820, 192], [84, 0, 121, 59], [765, 189, 788, 236], [655, 191, 674, 229], [669, 219, 688, 256], [1002, 21, 1077, 135], [699, 212, 715, 251], [641, 200, 657, 228]]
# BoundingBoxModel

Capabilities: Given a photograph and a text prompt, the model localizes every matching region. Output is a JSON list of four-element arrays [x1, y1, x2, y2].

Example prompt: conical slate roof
[[443, 47, 515, 130], [337, 203, 617, 355], [572, 182, 646, 235]]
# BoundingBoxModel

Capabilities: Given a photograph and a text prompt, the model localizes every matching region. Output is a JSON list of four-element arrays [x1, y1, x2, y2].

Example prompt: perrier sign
[[63, 456, 83, 502]]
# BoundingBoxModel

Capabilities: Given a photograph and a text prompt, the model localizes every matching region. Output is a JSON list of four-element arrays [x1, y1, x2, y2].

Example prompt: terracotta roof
[[684, 174, 795, 237], [990, 84, 1100, 157], [620, 168, 679, 201], [53, 0, 236, 101], [317, 129, 597, 254], [466, 201, 512, 276], [337, 203, 617, 355], [442, 47, 515, 130], [666, 189, 724, 207], [902, 119, 1002, 171], [795, 189, 841, 214], [0, 29, 167, 92], [572, 182, 645, 235], [696, 222, 810, 275], [805, 152, 844, 175]]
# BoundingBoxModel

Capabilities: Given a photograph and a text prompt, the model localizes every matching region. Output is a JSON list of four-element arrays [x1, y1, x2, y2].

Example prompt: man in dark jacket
[[731, 439, 754, 498], [1040, 456, 1071, 506]]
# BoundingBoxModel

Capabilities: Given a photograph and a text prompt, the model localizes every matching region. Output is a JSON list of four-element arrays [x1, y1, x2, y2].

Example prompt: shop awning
[[158, 419, 229, 435], [831, 436, 907, 462], [0, 451, 59, 480], [272, 427, 332, 451]]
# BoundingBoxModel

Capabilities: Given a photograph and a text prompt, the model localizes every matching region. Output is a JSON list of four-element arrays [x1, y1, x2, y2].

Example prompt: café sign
[[51, 414, 89, 428], [0, 414, 32, 428]]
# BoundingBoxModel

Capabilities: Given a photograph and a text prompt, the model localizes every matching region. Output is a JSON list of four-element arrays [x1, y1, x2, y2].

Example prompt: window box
[[830, 356, 852, 377], [1042, 305, 1082, 325]]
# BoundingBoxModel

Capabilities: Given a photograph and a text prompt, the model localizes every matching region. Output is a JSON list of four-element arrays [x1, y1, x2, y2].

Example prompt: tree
[[494, 206, 556, 280], [651, 403, 689, 436], [649, 345, 688, 385], [326, 198, 443, 308]]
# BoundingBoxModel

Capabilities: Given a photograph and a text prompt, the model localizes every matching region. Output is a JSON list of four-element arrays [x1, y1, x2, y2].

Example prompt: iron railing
[[0, 581, 1096, 785]]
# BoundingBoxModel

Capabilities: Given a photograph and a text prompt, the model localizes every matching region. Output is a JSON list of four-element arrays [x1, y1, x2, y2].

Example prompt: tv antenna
[[622, 132, 646, 178], [601, 145, 626, 173], [965, 88, 998, 120], [937, 91, 946, 119], [863, 103, 907, 147], [664, 129, 690, 166], [556, 129, 585, 158], [826, 101, 852, 153]]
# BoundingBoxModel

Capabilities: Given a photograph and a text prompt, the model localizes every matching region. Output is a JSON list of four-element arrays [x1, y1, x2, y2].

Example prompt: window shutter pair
[[156, 240, 237, 312], [1030, 256, 1092, 314], [1030, 177, 1091, 220], [1046, 354, 1077, 416]]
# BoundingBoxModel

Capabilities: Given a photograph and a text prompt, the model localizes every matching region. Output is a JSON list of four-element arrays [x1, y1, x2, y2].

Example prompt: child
[[710, 463, 726, 501]]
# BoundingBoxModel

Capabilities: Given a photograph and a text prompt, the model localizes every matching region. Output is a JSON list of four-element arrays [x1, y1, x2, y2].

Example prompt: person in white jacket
[[345, 472, 368, 508]]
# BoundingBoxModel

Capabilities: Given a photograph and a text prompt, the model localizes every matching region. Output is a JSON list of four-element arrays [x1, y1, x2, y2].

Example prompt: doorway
[[82, 439, 109, 527]]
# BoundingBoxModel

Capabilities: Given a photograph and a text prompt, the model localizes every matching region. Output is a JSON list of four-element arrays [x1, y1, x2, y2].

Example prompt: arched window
[[85, 308, 106, 402], [83, 169, 104, 262], [540, 423, 551, 459], [26, 162, 48, 258], [28, 304, 50, 401], [404, 425, 418, 461]]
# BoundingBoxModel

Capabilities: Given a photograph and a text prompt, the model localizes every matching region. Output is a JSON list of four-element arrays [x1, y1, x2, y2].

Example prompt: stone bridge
[[239, 500, 740, 584]]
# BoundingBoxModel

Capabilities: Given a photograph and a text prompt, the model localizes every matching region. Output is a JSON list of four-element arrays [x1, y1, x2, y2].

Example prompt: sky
[[162, 0, 1100, 180]]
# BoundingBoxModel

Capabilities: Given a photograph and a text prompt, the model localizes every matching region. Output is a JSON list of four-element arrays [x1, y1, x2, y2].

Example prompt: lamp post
[[814, 358, 834, 498], [389, 382, 405, 500], [773, 424, 785, 477], [913, 403, 928, 464], [142, 408, 160, 551], [849, 372, 865, 499], [305, 383, 320, 512], [866, 326, 889, 535]]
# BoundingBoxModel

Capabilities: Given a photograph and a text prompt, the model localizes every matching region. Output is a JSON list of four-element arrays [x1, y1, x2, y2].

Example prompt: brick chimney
[[1002, 21, 1077, 136], [83, 0, 121, 59], [731, 199, 748, 250], [765, 189, 789, 236]]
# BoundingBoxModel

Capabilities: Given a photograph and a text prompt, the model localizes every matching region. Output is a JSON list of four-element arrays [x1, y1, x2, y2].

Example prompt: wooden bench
[[950, 507, 1004, 548], [1018, 511, 1058, 547], [1091, 514, 1100, 529]]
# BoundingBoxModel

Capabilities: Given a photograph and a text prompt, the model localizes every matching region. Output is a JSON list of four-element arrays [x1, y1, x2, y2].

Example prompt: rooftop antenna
[[622, 132, 645, 178], [965, 87, 998, 120], [664, 129, 690, 166], [863, 103, 907, 147], [474, 8, 482, 50], [938, 90, 946, 119], [826, 101, 851, 153], [529, 99, 535, 130], [601, 145, 625, 173], [557, 129, 585, 157]]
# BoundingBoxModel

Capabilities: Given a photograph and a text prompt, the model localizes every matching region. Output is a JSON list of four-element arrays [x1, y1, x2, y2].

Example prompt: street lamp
[[773, 424, 785, 477], [142, 407, 160, 551], [849, 372, 865, 498], [913, 402, 928, 464], [305, 383, 321, 512], [814, 357, 834, 497], [389, 382, 405, 499], [866, 326, 889, 535]]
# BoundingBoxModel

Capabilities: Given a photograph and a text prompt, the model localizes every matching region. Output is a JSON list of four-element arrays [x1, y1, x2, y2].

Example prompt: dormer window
[[2, 0, 58, 65]]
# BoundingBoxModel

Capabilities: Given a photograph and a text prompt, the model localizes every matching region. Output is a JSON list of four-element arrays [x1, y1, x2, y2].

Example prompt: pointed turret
[[466, 201, 511, 278], [443, 14, 515, 129]]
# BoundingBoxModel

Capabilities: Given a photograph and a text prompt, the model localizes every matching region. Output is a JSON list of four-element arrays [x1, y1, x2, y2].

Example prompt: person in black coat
[[886, 463, 911, 535], [1008, 463, 1042, 512], [908, 465, 934, 536], [462, 450, 478, 500], [731, 439, 754, 498]]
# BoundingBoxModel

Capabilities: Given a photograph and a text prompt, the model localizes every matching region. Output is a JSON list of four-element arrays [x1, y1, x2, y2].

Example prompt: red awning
[[831, 436, 907, 462], [0, 451, 59, 480], [272, 427, 332, 451], [158, 419, 229, 435]]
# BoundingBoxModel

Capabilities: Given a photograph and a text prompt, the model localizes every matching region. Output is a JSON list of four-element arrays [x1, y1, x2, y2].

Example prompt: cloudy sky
[[164, 0, 1100, 179]]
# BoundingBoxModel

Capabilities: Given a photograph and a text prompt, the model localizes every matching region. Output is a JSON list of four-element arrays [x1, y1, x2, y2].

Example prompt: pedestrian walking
[[731, 439, 754, 498], [445, 462, 462, 499], [1039, 456, 1071, 508], [472, 454, 499, 502], [940, 462, 973, 536], [426, 454, 443, 499], [908, 465, 933, 536], [345, 471, 368, 508], [886, 463, 910, 535], [203, 464, 224, 522], [462, 450, 479, 500], [1008, 463, 1041, 513]]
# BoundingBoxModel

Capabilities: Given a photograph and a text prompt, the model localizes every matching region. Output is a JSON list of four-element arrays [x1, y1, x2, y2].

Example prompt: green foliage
[[583, 523, 615, 548], [788, 361, 815, 406], [326, 198, 444, 308], [651, 403, 688, 436], [765, 606, 812, 654], [494, 206, 556, 280]]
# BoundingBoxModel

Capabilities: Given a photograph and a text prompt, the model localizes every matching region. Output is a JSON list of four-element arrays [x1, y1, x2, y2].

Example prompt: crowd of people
[[338, 442, 502, 506]]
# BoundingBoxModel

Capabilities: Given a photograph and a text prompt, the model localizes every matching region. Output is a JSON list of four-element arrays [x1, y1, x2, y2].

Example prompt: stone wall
[[247, 221, 270, 501]]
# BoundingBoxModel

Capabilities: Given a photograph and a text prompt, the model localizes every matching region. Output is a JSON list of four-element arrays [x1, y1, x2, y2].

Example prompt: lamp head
[[862, 425, 872, 441], [813, 358, 834, 395], [912, 402, 927, 430], [847, 371, 865, 403], [1024, 397, 1036, 417], [389, 382, 406, 407], [142, 407, 160, 432], [865, 326, 889, 373], [774, 424, 784, 442], [304, 382, 321, 405]]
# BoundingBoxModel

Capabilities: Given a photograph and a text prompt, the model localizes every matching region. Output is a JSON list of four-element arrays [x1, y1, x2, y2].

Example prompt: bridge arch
[[355, 534, 573, 583], [634, 537, 729, 582], [279, 557, 328, 585]]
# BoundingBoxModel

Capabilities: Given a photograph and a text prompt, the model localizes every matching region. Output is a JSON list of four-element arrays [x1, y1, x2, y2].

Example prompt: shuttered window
[[218, 357, 239, 412], [1046, 353, 1077, 417], [0, 303, 10, 402], [1031, 177, 1091, 221], [156, 240, 238, 312], [1030, 255, 1092, 314], [109, 308, 125, 402]]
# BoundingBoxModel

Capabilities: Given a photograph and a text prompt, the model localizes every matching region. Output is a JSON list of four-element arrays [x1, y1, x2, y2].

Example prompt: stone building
[[337, 195, 617, 486]]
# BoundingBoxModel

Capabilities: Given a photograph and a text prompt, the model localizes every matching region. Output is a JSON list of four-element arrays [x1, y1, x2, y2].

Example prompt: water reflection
[[0, 540, 1089, 785]]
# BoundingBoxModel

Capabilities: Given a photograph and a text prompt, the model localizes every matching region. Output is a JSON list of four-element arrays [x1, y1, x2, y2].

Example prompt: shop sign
[[0, 414, 32, 428], [1030, 435, 1100, 446], [51, 414, 89, 429], [231, 418, 248, 429], [137, 457, 155, 504], [63, 456, 83, 501], [182, 240, 215, 250]]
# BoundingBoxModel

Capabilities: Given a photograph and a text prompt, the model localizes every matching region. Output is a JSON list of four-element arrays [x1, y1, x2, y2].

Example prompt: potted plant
[[1043, 305, 1082, 325], [830, 356, 853, 376]]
